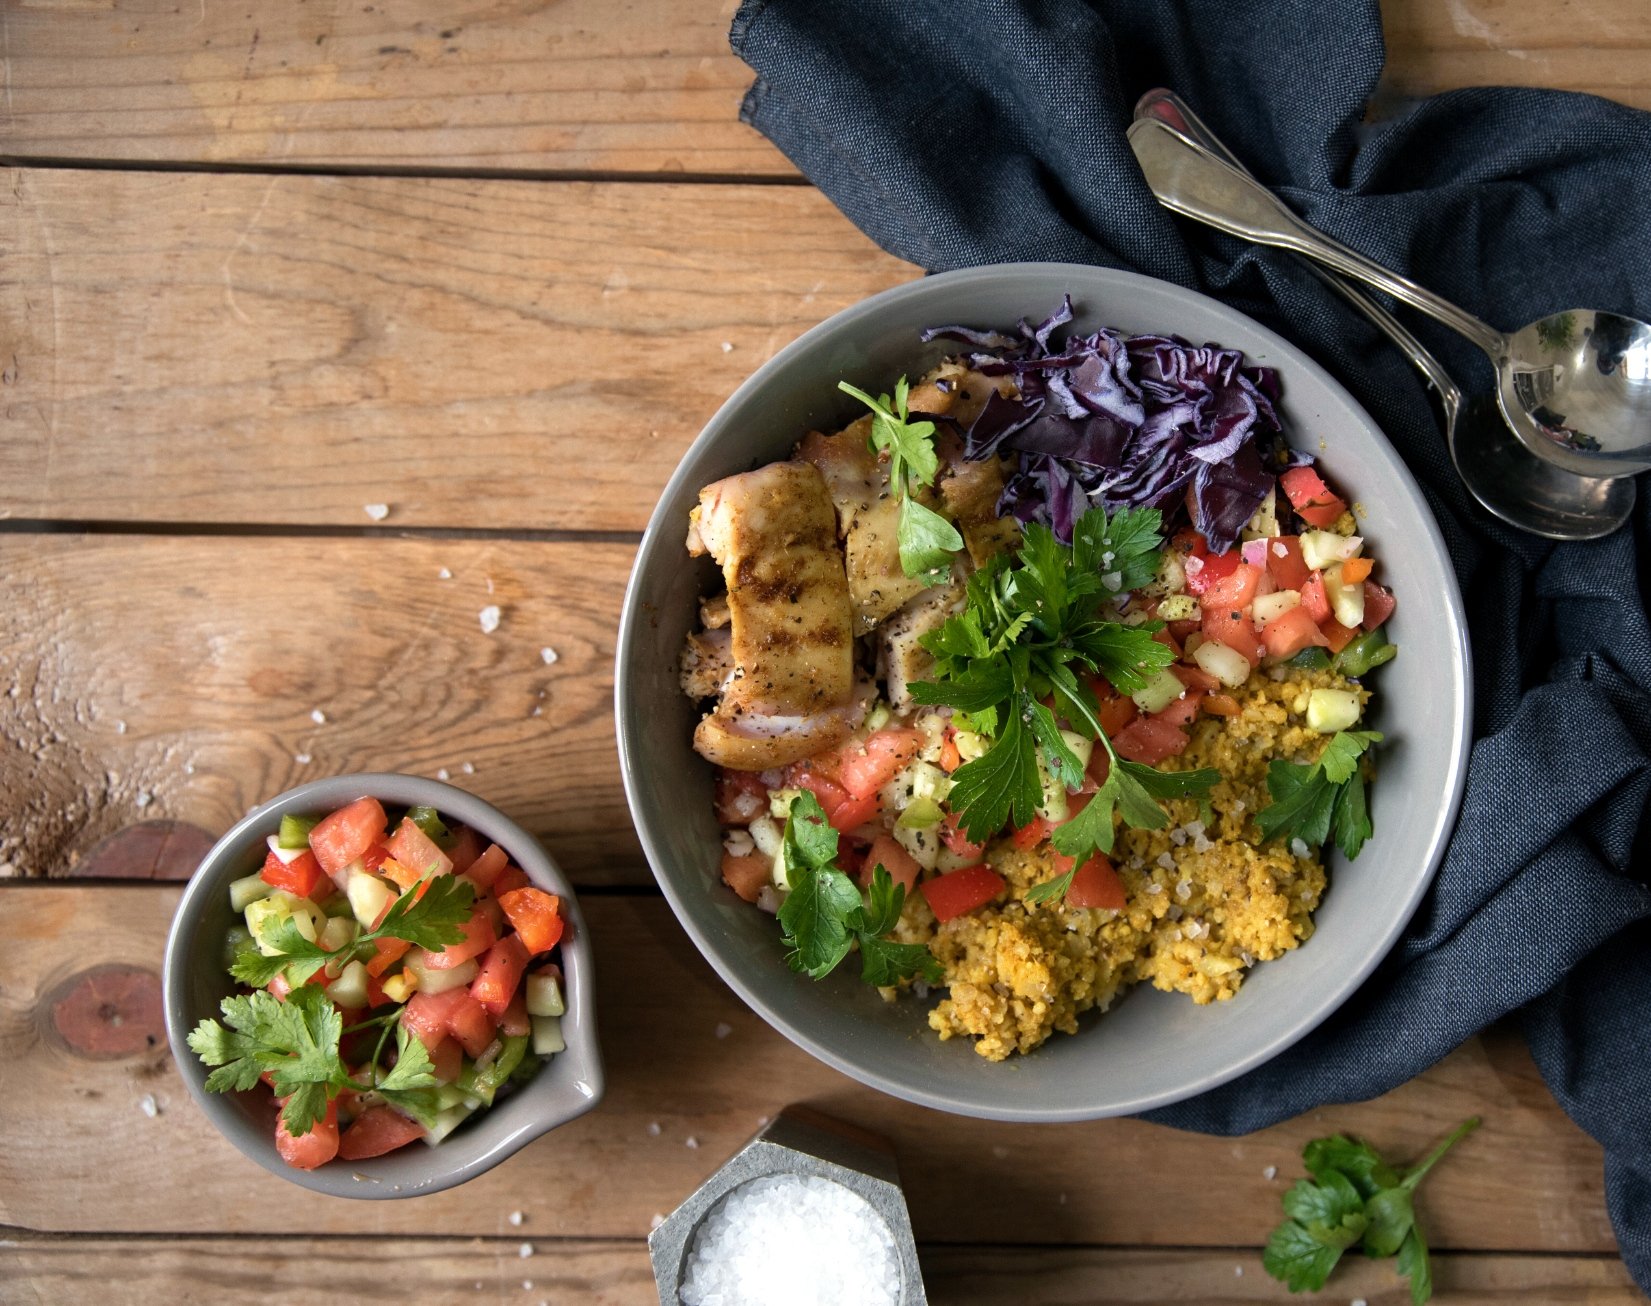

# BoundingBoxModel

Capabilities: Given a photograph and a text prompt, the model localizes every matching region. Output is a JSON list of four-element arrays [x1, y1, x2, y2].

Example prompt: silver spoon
[[1126, 113, 1651, 486], [1130, 91, 1635, 540]]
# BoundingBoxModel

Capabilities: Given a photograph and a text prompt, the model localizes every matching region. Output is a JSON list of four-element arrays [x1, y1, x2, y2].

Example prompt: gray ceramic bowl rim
[[163, 772, 604, 1198], [616, 261, 1471, 1122]]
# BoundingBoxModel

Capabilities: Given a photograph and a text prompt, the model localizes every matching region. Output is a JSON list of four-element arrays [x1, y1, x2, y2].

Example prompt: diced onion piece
[[1323, 564, 1367, 628], [1306, 688, 1363, 734], [525, 972, 565, 1018], [1251, 589, 1302, 626], [317, 914, 357, 954], [1240, 538, 1271, 568], [229, 871, 274, 913], [404, 951, 478, 994], [1131, 667, 1186, 715], [346, 870, 395, 928], [1300, 531, 1364, 571], [325, 960, 369, 1010], [747, 816, 782, 860], [531, 1014, 565, 1056], [1193, 639, 1253, 689], [265, 834, 310, 865]]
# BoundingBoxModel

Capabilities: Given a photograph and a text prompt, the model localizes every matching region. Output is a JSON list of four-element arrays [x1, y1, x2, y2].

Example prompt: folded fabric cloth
[[732, 0, 1651, 1288]]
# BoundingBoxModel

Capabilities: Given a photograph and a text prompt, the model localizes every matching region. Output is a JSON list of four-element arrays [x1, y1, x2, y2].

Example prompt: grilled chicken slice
[[679, 628, 732, 700], [940, 454, 1020, 565], [880, 582, 965, 712], [684, 461, 857, 769]]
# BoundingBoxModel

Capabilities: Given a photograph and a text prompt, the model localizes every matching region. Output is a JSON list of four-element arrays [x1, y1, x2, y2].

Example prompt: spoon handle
[[1131, 91, 1463, 413], [1127, 117, 1507, 360]]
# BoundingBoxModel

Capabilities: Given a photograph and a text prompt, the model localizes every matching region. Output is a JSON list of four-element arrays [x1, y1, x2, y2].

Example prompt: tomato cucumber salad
[[188, 796, 569, 1170]]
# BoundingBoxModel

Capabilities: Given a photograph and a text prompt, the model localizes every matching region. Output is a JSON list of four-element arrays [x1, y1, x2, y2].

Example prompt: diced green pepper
[[1287, 647, 1333, 672], [407, 805, 449, 843], [222, 925, 254, 973], [455, 1035, 530, 1107], [277, 813, 318, 851], [1333, 628, 1398, 678]]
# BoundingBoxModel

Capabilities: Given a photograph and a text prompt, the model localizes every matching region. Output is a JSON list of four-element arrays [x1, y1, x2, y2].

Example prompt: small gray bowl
[[163, 773, 604, 1197], [616, 262, 1471, 1122]]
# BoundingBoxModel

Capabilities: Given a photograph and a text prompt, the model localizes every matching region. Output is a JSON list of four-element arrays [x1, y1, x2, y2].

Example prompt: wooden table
[[3, 3, 1646, 1301]]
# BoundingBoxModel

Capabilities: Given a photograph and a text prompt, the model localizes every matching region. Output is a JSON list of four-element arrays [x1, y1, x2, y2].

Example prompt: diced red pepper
[[920, 865, 1007, 923], [491, 865, 531, 897], [939, 812, 987, 860], [1010, 814, 1054, 850], [471, 934, 530, 1016], [497, 886, 565, 955], [1198, 562, 1264, 612], [463, 844, 509, 891], [1299, 572, 1332, 623], [259, 847, 326, 899]]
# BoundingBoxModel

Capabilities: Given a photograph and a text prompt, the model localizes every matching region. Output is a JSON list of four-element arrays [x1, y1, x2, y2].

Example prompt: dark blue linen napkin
[[731, 0, 1651, 1287]]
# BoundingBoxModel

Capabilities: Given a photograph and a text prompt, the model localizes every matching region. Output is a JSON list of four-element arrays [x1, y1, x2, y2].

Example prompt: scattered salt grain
[[363, 503, 389, 521], [1147, 880, 1165, 894], [184, 763, 195, 775], [461, 761, 476, 775], [539, 647, 560, 667], [1166, 905, 1184, 921], [685, 1136, 700, 1150], [436, 768, 451, 781], [135, 791, 152, 809], [521, 1282, 532, 1292], [310, 708, 326, 725], [295, 753, 312, 765], [508, 1210, 524, 1226], [1290, 838, 1310, 859], [715, 1022, 732, 1040], [479, 605, 502, 634], [1175, 879, 1192, 901], [680, 1174, 899, 1306], [1155, 851, 1176, 871], [991, 1145, 1008, 1159], [438, 567, 453, 580], [115, 720, 127, 734], [723, 830, 755, 858], [1351, 1299, 1368, 1306], [486, 576, 496, 594], [647, 1122, 662, 1137], [912, 979, 931, 1000], [1169, 826, 1188, 847], [139, 1094, 159, 1118], [1263, 1165, 1278, 1180], [1235, 1264, 1245, 1277], [1272, 541, 1287, 558], [650, 1213, 666, 1231], [720, 341, 734, 353], [1058, 1192, 1068, 1205], [518, 1244, 533, 1259]]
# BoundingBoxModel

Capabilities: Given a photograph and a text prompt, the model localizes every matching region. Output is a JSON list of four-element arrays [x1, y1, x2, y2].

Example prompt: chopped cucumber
[[1241, 487, 1280, 540], [1131, 667, 1187, 715], [317, 914, 357, 954], [277, 813, 318, 851], [221, 925, 254, 972], [422, 1102, 476, 1146], [907, 760, 952, 807], [1322, 563, 1366, 628], [456, 1034, 530, 1106], [531, 1015, 566, 1057], [1058, 730, 1093, 787], [346, 869, 395, 928], [244, 892, 323, 955], [896, 796, 944, 830], [747, 815, 783, 860], [766, 787, 804, 820], [863, 701, 892, 734], [1193, 639, 1252, 689], [1333, 628, 1397, 677], [1300, 530, 1363, 571], [936, 845, 982, 873], [892, 820, 941, 871], [1158, 593, 1198, 621], [325, 959, 369, 1010], [524, 972, 565, 1018], [228, 871, 274, 913], [404, 950, 478, 994], [434, 1084, 469, 1110], [406, 805, 448, 844], [1306, 688, 1363, 733], [1251, 589, 1301, 626], [952, 730, 988, 764], [1035, 757, 1069, 824]]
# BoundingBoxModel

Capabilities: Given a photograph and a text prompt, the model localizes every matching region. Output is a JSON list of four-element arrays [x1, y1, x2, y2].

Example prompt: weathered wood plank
[[0, 1237, 1639, 1305], [0, 886, 1617, 1255], [0, 167, 918, 530], [0, 533, 643, 883], [0, 0, 1645, 174]]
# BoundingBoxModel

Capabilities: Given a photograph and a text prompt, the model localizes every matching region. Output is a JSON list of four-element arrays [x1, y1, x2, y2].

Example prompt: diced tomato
[[720, 850, 771, 903], [1321, 618, 1360, 654], [308, 797, 388, 883], [338, 1106, 425, 1161], [835, 841, 867, 881], [445, 824, 484, 875], [1280, 467, 1348, 528], [1089, 680, 1139, 738], [1185, 547, 1242, 597], [1066, 854, 1127, 911], [359, 842, 390, 874], [1085, 745, 1111, 789], [259, 847, 326, 898], [400, 990, 452, 1052], [1204, 693, 1242, 717], [404, 987, 495, 1058], [267, 971, 292, 1002], [1112, 714, 1191, 765], [499, 991, 531, 1038], [1259, 607, 1331, 659], [1170, 526, 1210, 560], [428, 1036, 463, 1084], [275, 1100, 339, 1171], [1154, 690, 1204, 728], [1010, 814, 1053, 851], [714, 769, 770, 825], [447, 996, 496, 1058], [377, 857, 422, 894], [498, 886, 565, 955], [939, 813, 987, 860], [1150, 625, 1182, 658], [1170, 663, 1221, 693], [1198, 562, 1264, 612], [920, 865, 1007, 923], [1299, 572, 1331, 623], [1363, 582, 1397, 630], [471, 934, 530, 1016], [462, 844, 509, 891], [863, 833, 920, 894], [1341, 557, 1374, 584], [1201, 605, 1262, 666], [422, 909, 497, 970], [386, 817, 453, 879], [837, 729, 923, 799], [939, 734, 962, 774], [491, 865, 530, 897], [1267, 536, 1312, 591]]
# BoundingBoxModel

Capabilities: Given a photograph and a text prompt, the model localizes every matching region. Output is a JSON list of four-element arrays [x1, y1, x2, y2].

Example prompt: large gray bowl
[[163, 773, 604, 1197], [616, 263, 1470, 1122]]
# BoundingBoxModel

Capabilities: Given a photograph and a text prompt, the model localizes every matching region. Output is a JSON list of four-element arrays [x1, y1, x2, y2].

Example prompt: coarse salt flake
[[715, 1022, 732, 1040], [295, 753, 312, 765], [1175, 879, 1192, 901], [1290, 838, 1310, 859], [647, 1122, 661, 1137], [438, 567, 453, 579], [479, 605, 502, 634], [310, 708, 326, 724], [1273, 541, 1288, 557], [720, 341, 734, 353], [1235, 1265, 1244, 1277], [1264, 1165, 1278, 1180], [1351, 1299, 1368, 1306], [650, 1213, 666, 1231], [363, 503, 389, 521], [461, 761, 476, 775], [685, 1136, 700, 1149], [115, 720, 127, 734], [139, 1094, 159, 1118], [436, 768, 451, 781], [518, 1244, 533, 1259], [508, 1211, 524, 1226], [540, 647, 558, 665], [135, 791, 152, 809], [1155, 851, 1176, 871]]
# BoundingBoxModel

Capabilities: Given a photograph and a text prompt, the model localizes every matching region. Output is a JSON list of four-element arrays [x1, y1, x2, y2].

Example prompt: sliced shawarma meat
[[679, 628, 732, 700], [692, 681, 873, 772], [880, 582, 965, 713], [941, 454, 1021, 565]]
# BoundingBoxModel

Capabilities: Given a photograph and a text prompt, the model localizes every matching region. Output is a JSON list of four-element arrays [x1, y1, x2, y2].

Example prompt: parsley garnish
[[839, 377, 964, 582], [910, 505, 1217, 898], [232, 873, 477, 988], [1255, 729, 1382, 860], [1264, 1117, 1479, 1302], [187, 985, 349, 1136], [776, 793, 944, 987]]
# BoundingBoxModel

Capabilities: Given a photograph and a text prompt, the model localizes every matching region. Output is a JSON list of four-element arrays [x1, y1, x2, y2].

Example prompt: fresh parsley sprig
[[187, 985, 350, 1136], [1256, 729, 1382, 860], [776, 792, 944, 988], [839, 377, 964, 582], [1264, 1117, 1480, 1303], [232, 873, 477, 989], [910, 505, 1216, 897]]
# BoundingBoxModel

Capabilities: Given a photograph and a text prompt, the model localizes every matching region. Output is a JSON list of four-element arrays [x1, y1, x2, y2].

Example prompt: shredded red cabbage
[[921, 296, 1310, 553]]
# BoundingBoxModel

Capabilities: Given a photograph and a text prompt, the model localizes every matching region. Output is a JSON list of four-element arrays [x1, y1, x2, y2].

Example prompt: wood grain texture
[[0, 532, 642, 883], [1, 0, 1646, 174], [0, 1237, 1640, 1305], [0, 167, 917, 530], [0, 886, 1617, 1255]]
